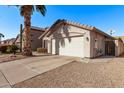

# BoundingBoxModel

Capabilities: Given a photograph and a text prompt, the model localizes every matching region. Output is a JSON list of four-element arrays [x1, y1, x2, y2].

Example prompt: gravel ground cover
[[13, 58, 124, 88]]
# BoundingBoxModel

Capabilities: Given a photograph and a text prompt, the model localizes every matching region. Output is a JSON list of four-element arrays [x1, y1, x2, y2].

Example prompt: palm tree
[[16, 5, 46, 56], [0, 33, 4, 42]]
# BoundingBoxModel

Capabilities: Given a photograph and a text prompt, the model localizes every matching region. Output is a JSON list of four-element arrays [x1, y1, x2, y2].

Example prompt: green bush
[[37, 48, 47, 53], [7, 44, 19, 54]]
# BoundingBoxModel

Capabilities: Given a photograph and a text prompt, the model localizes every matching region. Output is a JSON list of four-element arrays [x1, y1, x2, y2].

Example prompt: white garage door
[[52, 36, 84, 58]]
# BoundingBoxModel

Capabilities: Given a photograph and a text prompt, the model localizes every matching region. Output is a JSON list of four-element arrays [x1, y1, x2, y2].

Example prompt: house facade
[[14, 26, 46, 51], [39, 19, 124, 58], [0, 38, 15, 46], [115, 38, 124, 56]]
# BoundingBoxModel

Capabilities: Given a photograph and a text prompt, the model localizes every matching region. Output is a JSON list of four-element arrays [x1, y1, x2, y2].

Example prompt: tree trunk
[[22, 13, 32, 56]]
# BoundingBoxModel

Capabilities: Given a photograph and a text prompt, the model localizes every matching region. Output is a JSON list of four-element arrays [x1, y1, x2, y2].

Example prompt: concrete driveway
[[0, 55, 75, 87]]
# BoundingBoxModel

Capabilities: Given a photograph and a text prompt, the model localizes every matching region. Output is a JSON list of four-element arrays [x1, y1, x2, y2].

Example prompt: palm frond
[[0, 33, 4, 37], [20, 5, 25, 16], [12, 5, 46, 16], [19, 5, 34, 16], [36, 5, 46, 16]]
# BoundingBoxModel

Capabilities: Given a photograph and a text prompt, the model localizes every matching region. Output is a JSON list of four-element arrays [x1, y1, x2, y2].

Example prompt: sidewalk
[[0, 71, 11, 88]]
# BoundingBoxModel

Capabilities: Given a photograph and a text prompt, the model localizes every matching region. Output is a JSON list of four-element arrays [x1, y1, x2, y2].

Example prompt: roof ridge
[[63, 19, 94, 30], [30, 26, 46, 30], [39, 19, 114, 39]]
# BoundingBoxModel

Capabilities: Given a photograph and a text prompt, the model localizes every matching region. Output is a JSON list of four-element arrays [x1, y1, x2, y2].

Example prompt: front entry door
[[105, 41, 115, 56]]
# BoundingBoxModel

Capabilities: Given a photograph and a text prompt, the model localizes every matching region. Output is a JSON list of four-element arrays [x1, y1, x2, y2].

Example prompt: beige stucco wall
[[48, 24, 91, 58], [15, 29, 44, 51], [115, 39, 124, 56], [46, 24, 117, 58], [29, 30, 44, 51], [90, 31, 106, 58]]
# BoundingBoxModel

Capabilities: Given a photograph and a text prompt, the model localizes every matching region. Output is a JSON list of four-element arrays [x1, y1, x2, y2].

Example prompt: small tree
[[7, 44, 19, 55]]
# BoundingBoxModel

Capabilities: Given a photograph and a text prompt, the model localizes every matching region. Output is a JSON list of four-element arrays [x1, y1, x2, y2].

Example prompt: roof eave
[[93, 27, 115, 40]]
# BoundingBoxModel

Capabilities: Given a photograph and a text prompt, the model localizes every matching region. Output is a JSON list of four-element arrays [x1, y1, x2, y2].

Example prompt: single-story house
[[14, 26, 47, 51], [39, 19, 124, 58], [0, 38, 15, 46], [0, 38, 16, 53]]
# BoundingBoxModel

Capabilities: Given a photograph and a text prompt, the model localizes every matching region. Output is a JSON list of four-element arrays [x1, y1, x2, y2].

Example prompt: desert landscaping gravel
[[13, 58, 124, 88]]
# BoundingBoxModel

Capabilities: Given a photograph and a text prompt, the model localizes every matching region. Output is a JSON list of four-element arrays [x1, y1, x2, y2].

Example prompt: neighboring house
[[14, 26, 47, 51], [14, 34, 20, 48], [0, 38, 15, 46], [39, 19, 124, 58], [114, 37, 124, 56], [114, 36, 124, 43]]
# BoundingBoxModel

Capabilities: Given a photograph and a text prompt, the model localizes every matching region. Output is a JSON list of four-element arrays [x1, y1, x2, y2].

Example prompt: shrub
[[0, 45, 8, 53], [7, 44, 19, 54], [37, 48, 47, 53]]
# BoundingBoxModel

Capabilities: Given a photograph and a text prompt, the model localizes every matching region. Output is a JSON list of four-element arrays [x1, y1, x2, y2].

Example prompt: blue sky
[[0, 5, 124, 40]]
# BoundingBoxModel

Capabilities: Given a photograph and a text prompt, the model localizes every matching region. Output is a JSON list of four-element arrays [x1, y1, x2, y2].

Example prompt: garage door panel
[[52, 36, 84, 58]]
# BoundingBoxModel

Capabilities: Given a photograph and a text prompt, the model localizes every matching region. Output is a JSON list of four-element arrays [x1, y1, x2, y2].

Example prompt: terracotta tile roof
[[21, 26, 47, 34], [30, 26, 47, 32], [39, 19, 114, 39], [0, 38, 15, 45], [14, 26, 48, 43]]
